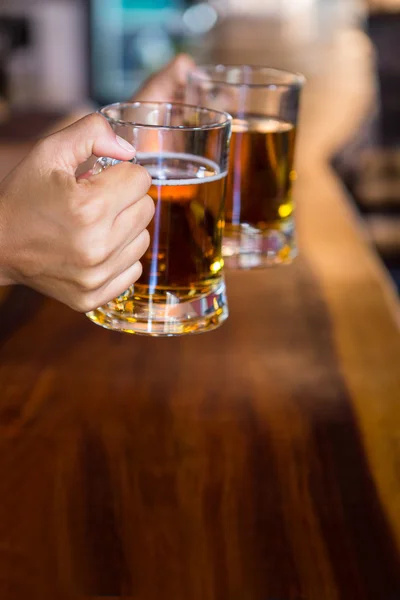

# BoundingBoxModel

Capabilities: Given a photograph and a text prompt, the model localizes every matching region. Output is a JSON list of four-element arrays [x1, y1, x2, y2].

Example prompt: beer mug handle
[[90, 155, 138, 303], [92, 155, 136, 175]]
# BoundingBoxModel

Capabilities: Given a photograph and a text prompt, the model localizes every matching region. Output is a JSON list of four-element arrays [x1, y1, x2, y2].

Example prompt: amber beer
[[224, 115, 297, 261], [106, 153, 226, 313]]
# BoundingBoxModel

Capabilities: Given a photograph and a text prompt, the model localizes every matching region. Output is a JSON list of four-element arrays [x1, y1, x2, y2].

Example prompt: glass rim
[[98, 100, 232, 131], [189, 64, 306, 90]]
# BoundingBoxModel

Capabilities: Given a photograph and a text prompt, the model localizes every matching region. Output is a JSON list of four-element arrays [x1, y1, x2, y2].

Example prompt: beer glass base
[[222, 223, 297, 269], [86, 280, 228, 337]]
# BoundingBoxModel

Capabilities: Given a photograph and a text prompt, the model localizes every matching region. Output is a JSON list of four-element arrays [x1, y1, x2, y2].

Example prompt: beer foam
[[150, 171, 227, 186], [232, 116, 294, 134], [136, 152, 227, 186]]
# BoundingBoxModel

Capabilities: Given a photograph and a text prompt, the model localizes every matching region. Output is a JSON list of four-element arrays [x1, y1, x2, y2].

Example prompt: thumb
[[41, 113, 136, 175]]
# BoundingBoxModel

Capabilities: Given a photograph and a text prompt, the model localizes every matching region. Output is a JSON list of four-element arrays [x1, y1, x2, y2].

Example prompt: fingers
[[65, 188, 153, 275], [82, 261, 144, 313], [71, 228, 150, 312], [96, 229, 150, 293], [83, 162, 152, 220], [111, 193, 155, 250], [38, 113, 136, 175], [64, 189, 153, 313]]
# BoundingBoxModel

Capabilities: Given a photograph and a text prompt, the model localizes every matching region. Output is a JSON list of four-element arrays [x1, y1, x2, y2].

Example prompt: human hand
[[0, 113, 154, 312], [132, 54, 196, 103]]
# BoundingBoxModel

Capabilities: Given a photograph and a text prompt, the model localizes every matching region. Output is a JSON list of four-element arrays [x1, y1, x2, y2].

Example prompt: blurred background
[[0, 0, 399, 290]]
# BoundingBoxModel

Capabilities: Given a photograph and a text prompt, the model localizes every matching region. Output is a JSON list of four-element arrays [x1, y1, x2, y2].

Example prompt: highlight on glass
[[187, 65, 305, 269], [86, 101, 232, 336]]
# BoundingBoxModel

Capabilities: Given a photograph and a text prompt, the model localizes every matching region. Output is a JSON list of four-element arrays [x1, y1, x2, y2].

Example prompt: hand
[[0, 113, 154, 312], [132, 54, 196, 103]]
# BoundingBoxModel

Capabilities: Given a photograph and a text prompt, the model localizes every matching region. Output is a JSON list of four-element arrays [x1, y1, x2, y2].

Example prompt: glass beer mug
[[188, 66, 305, 269], [86, 101, 232, 336]]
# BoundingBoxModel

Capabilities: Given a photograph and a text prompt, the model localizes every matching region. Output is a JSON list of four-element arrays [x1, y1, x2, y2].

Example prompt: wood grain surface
[[1, 14, 400, 600]]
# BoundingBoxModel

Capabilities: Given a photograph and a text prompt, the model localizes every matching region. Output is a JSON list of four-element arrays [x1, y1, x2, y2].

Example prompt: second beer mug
[[87, 102, 231, 336], [187, 66, 305, 269]]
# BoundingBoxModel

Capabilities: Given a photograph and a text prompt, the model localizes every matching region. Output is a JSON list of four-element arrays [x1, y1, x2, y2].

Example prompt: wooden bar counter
[[0, 18, 399, 600]]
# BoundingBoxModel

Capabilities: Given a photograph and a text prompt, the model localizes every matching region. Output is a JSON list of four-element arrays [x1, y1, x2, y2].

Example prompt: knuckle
[[128, 164, 152, 192], [128, 260, 143, 283], [138, 228, 151, 253], [142, 194, 155, 223], [85, 112, 109, 134], [135, 260, 143, 280], [110, 164, 152, 198], [131, 231, 150, 263], [73, 234, 109, 269], [140, 165, 153, 190], [72, 293, 98, 314], [68, 193, 103, 227], [75, 267, 107, 292], [82, 246, 107, 269]]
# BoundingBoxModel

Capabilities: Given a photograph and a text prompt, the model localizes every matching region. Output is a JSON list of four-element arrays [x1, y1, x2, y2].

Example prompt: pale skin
[[0, 54, 195, 312]]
